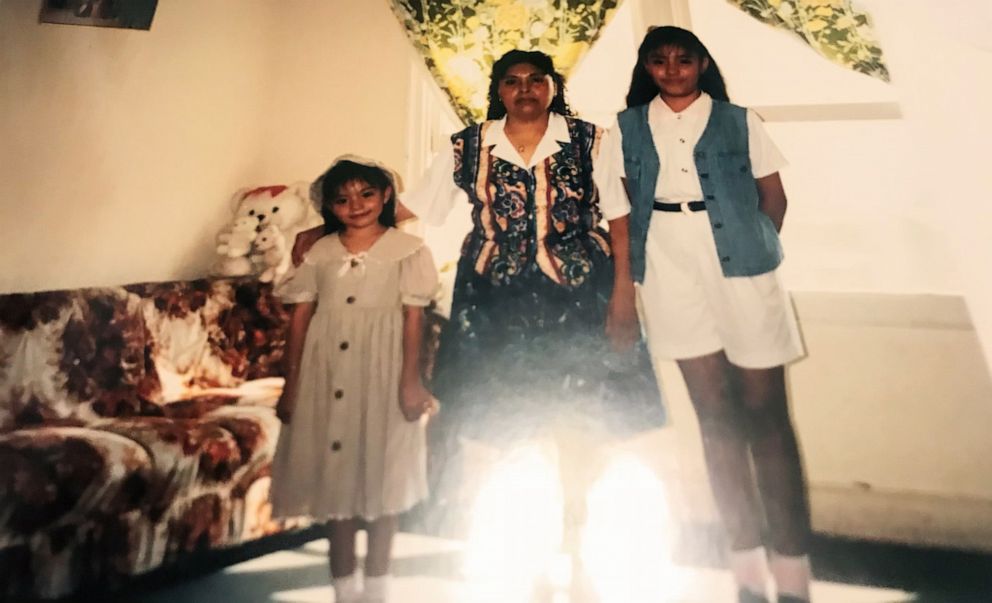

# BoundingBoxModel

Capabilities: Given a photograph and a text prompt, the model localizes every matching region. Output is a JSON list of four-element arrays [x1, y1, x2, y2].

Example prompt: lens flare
[[580, 453, 682, 602], [462, 443, 563, 602]]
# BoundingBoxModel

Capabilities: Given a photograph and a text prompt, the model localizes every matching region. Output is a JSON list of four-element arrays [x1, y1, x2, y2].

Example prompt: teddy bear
[[218, 215, 258, 257], [214, 215, 259, 277], [254, 225, 290, 284], [213, 182, 323, 281]]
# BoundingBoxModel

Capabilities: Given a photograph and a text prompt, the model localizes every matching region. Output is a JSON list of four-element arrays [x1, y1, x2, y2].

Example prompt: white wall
[[863, 0, 992, 366], [566, 0, 638, 127], [0, 1, 432, 295], [0, 0, 279, 293], [254, 0, 419, 188], [791, 293, 992, 499]]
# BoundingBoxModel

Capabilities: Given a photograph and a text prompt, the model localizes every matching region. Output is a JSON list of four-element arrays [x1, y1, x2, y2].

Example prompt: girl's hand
[[275, 390, 295, 424], [291, 227, 323, 266], [400, 378, 435, 422], [606, 281, 639, 353]]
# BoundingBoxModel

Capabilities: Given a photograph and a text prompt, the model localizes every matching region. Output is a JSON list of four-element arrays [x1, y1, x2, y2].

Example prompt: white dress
[[269, 228, 439, 520]]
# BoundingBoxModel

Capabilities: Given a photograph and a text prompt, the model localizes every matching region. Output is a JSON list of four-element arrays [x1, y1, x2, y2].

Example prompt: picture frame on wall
[[39, 0, 158, 31]]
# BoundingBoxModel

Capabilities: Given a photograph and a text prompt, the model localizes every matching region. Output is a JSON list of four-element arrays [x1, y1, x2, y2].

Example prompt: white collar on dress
[[483, 112, 572, 169], [649, 91, 712, 123], [304, 228, 424, 266]]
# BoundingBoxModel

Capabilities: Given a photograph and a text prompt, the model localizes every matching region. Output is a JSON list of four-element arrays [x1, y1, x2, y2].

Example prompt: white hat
[[309, 154, 404, 211]]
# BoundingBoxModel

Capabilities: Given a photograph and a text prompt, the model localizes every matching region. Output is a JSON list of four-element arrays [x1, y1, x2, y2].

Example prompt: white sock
[[363, 574, 391, 603], [769, 553, 811, 600], [730, 546, 770, 597], [332, 572, 362, 603]]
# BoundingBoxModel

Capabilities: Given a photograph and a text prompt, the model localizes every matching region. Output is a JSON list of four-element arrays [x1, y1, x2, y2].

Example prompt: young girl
[[270, 156, 439, 603], [605, 27, 813, 603]]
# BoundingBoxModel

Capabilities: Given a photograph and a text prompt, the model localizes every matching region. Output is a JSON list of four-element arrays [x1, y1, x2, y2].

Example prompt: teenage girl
[[271, 156, 439, 603], [605, 26, 813, 603]]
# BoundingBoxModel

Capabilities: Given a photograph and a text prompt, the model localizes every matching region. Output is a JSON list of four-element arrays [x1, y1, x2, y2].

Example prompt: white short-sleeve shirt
[[599, 92, 787, 203]]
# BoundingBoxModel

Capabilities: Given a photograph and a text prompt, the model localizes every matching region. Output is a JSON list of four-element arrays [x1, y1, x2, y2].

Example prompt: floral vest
[[451, 116, 611, 288]]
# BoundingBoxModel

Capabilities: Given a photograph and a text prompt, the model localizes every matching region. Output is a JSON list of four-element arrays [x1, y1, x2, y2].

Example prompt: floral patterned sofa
[[0, 278, 294, 601]]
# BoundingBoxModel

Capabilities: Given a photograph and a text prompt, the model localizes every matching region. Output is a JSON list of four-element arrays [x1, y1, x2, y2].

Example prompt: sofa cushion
[[0, 427, 153, 536], [0, 288, 158, 433], [207, 280, 289, 382], [60, 289, 159, 415], [89, 417, 243, 520], [0, 280, 289, 434], [126, 279, 288, 401]]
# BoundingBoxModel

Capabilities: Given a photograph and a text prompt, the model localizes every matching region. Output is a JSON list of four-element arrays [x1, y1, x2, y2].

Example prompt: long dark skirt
[[431, 253, 666, 446]]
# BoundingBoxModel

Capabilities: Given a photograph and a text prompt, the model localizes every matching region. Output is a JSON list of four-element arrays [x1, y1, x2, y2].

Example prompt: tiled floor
[[132, 533, 915, 603]]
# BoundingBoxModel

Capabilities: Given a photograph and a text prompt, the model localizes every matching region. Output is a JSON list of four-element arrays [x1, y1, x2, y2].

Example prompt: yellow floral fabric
[[728, 0, 889, 81], [389, 0, 623, 124]]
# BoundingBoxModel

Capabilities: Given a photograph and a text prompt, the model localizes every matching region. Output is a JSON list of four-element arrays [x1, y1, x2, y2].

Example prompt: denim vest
[[617, 100, 783, 282]]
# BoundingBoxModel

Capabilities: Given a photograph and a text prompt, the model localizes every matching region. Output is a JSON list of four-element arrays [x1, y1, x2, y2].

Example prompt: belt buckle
[[680, 201, 692, 215]]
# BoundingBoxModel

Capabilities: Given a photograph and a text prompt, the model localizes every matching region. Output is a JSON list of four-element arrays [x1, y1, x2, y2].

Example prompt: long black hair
[[626, 26, 729, 108], [486, 50, 573, 120], [316, 160, 396, 235]]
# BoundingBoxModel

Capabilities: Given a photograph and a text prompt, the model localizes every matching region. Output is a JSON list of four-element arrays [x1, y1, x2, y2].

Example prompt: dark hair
[[317, 160, 396, 234], [486, 50, 573, 120], [625, 26, 729, 108]]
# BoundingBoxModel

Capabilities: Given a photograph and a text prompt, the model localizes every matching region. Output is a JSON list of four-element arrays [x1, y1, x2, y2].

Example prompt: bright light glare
[[462, 443, 563, 602], [581, 453, 682, 602]]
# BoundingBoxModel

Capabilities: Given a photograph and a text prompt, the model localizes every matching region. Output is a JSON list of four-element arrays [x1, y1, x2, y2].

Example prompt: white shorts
[[637, 209, 805, 369]]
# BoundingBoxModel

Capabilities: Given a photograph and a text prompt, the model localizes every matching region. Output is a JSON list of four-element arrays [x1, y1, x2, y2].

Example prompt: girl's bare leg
[[736, 364, 812, 600], [735, 365, 811, 556], [328, 518, 360, 578], [327, 519, 362, 602], [365, 515, 399, 577], [677, 351, 764, 551]]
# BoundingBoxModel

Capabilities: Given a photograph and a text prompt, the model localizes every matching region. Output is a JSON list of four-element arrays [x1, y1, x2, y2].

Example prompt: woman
[[404, 49, 664, 447]]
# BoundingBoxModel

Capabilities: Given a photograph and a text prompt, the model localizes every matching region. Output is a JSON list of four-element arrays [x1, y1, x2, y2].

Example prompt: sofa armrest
[[159, 378, 284, 412]]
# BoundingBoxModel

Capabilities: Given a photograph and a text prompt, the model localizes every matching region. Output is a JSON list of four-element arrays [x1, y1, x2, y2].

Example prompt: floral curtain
[[728, 0, 889, 81], [389, 0, 624, 125]]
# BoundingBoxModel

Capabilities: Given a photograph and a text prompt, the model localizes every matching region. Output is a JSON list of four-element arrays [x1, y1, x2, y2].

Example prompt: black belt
[[653, 200, 706, 213]]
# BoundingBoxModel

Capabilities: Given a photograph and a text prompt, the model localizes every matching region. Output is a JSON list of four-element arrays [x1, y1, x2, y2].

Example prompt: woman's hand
[[603, 215, 639, 353], [400, 377, 436, 422], [606, 280, 639, 353], [275, 389, 296, 424], [291, 226, 323, 266], [756, 172, 787, 233]]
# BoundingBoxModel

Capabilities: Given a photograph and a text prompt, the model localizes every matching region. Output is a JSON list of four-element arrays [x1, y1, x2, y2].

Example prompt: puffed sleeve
[[399, 244, 440, 307], [277, 256, 318, 304], [593, 121, 631, 221], [400, 145, 468, 226]]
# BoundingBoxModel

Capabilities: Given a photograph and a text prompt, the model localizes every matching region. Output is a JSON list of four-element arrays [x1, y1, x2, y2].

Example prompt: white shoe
[[362, 574, 391, 603], [332, 572, 362, 603]]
